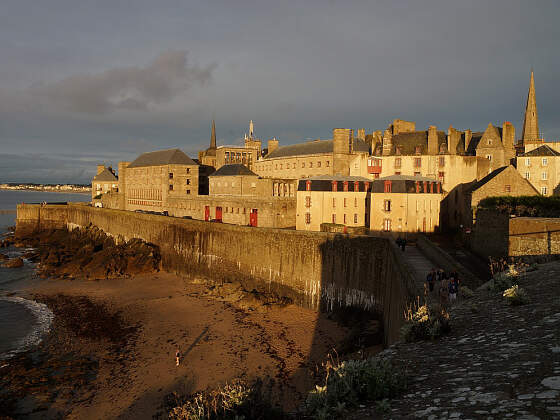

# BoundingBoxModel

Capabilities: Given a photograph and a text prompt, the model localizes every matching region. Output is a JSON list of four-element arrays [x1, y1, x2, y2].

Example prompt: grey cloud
[[28, 51, 216, 114]]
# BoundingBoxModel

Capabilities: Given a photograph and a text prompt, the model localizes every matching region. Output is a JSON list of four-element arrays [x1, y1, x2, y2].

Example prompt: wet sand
[[2, 273, 351, 419]]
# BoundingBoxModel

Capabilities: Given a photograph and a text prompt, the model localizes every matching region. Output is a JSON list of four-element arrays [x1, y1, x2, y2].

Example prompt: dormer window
[[487, 139, 493, 146]]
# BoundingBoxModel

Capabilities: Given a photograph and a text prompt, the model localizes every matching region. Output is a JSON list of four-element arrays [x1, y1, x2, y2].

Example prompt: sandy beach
[[1, 272, 355, 419]]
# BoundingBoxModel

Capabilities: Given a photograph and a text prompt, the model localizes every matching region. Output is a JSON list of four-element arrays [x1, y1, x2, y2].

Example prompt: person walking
[[448, 275, 457, 302], [175, 348, 181, 366]]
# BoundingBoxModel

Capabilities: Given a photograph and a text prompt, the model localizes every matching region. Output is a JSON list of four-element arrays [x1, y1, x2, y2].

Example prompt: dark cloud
[[27, 51, 215, 114]]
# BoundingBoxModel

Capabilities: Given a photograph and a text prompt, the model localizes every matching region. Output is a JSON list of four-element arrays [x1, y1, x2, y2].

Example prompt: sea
[[0, 190, 90, 361]]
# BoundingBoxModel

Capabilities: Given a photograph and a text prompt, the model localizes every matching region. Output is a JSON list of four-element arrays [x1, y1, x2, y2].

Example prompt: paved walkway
[[400, 243, 435, 287], [350, 260, 560, 419]]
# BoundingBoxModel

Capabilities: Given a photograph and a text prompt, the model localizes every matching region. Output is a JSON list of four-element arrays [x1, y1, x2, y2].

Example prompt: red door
[[215, 207, 222, 222], [204, 206, 210, 221], [249, 209, 258, 227]]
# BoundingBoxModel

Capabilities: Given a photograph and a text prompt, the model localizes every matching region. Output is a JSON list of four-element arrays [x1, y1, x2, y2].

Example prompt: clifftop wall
[[16, 203, 418, 344]]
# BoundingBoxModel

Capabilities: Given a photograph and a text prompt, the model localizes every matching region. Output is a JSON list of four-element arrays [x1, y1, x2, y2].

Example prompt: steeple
[[522, 70, 539, 142], [210, 119, 216, 149]]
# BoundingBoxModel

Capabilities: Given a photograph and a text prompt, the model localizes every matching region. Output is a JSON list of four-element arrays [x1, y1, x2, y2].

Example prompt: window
[[306, 180, 311, 191], [280, 164, 283, 169], [383, 219, 391, 232], [186, 179, 191, 185], [186, 189, 191, 195], [354, 214, 358, 224], [343, 214, 347, 224], [354, 181, 359, 192], [394, 171, 401, 175], [542, 172, 548, 180], [394, 158, 402, 168], [343, 181, 348, 192], [187, 168, 191, 174], [169, 173, 174, 179], [332, 214, 336, 224], [301, 162, 305, 168], [438, 172, 445, 183], [275, 164, 278, 169], [415, 146, 422, 155], [439, 157, 445, 167], [542, 158, 548, 166], [326, 161, 330, 167], [332, 181, 338, 192], [525, 172, 530, 179], [305, 196, 311, 208], [414, 158, 421, 168], [384, 199, 391, 211], [505, 185, 511, 193], [169, 184, 174, 191], [332, 197, 336, 208], [526, 158, 530, 167], [354, 197, 358, 207], [414, 171, 421, 176], [309, 162, 313, 168], [487, 139, 493, 146], [486, 154, 492, 161], [542, 186, 548, 195], [384, 181, 392, 193], [305, 213, 311, 224], [317, 161, 321, 168]]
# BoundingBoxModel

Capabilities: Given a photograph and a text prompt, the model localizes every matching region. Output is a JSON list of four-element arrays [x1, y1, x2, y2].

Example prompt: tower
[[210, 119, 216, 149], [522, 70, 539, 142]]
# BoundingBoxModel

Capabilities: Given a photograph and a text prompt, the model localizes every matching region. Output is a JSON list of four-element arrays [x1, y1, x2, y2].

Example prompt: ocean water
[[0, 190, 90, 361]]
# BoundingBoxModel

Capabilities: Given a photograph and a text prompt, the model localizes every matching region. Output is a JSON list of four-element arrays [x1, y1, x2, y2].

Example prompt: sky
[[1, 0, 559, 184]]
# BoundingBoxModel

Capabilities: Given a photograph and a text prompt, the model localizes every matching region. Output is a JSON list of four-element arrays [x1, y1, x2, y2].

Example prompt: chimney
[[502, 121, 516, 163], [267, 138, 279, 155], [382, 129, 393, 156], [447, 125, 459, 155], [357, 128, 366, 141], [428, 125, 438, 155], [97, 165, 105, 175], [333, 128, 353, 155], [464, 129, 473, 153]]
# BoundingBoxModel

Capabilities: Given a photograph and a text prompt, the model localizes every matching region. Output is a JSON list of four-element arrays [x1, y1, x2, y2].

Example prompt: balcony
[[368, 165, 382, 174]]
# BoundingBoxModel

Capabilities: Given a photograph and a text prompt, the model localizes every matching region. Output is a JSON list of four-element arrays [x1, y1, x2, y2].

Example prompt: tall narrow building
[[522, 70, 539, 142]]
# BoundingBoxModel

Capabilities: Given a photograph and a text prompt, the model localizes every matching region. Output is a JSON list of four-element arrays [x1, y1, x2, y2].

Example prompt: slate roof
[[465, 132, 484, 155], [128, 149, 197, 168], [378, 174, 438, 182], [306, 175, 373, 182], [265, 138, 369, 159], [467, 166, 509, 192], [208, 164, 258, 177], [93, 168, 117, 182], [390, 131, 447, 155], [520, 144, 560, 157]]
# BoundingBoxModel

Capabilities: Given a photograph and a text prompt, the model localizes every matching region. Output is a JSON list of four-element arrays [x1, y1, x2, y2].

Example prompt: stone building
[[350, 119, 510, 193], [370, 175, 443, 235], [442, 165, 538, 230], [118, 148, 200, 213], [253, 128, 370, 179], [198, 120, 262, 171], [517, 145, 560, 196], [92, 165, 118, 201], [296, 175, 372, 232]]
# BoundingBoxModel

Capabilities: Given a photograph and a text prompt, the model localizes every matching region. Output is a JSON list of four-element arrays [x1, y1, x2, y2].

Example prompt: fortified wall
[[471, 208, 560, 261], [16, 203, 419, 344]]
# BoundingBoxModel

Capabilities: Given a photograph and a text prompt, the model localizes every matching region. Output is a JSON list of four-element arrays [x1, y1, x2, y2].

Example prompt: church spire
[[210, 119, 216, 149], [522, 70, 539, 142]]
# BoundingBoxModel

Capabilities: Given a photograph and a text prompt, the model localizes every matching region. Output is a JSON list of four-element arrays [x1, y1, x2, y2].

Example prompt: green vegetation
[[478, 195, 560, 217], [304, 357, 407, 419], [401, 303, 451, 342], [503, 285, 530, 306], [93, 194, 102, 199], [165, 378, 284, 420]]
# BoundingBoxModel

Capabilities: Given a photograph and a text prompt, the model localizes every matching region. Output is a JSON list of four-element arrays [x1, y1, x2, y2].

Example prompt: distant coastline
[[0, 185, 91, 195]]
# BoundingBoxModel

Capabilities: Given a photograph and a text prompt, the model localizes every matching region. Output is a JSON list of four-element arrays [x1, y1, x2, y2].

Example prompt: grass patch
[[503, 285, 530, 306], [304, 356, 406, 419], [401, 302, 451, 342]]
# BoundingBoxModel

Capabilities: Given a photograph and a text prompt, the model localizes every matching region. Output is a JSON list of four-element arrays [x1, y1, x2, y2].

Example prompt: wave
[[0, 296, 54, 361]]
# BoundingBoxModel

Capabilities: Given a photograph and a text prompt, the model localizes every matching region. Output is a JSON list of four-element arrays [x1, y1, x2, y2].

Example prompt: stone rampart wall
[[16, 203, 419, 344]]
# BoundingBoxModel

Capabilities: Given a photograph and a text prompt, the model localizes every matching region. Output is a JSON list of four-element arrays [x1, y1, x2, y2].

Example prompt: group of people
[[425, 268, 460, 304]]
